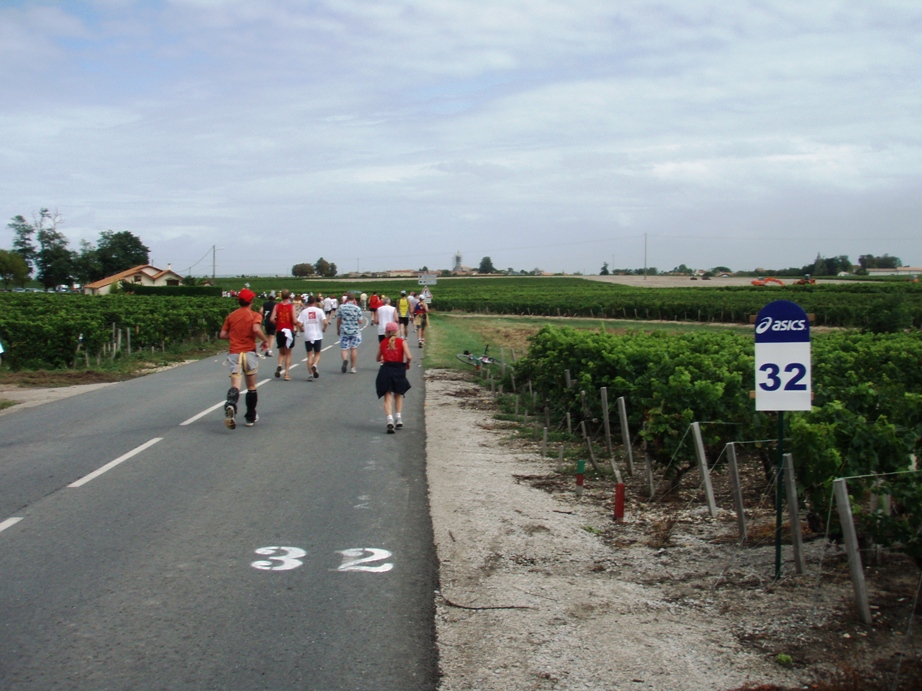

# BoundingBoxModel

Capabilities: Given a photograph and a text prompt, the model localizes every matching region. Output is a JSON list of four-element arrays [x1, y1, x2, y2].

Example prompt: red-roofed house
[[83, 264, 184, 296]]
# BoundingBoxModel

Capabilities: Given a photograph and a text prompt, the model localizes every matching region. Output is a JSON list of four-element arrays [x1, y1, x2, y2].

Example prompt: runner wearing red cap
[[219, 288, 271, 428]]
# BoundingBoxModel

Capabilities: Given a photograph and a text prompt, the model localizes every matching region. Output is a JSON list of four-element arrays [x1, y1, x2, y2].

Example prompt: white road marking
[[179, 378, 271, 425], [68, 438, 163, 488], [251, 546, 306, 571], [0, 517, 23, 533]]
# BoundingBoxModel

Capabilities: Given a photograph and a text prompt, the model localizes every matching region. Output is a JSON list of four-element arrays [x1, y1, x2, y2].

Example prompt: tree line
[[291, 258, 338, 278], [3, 209, 150, 290], [599, 253, 904, 277]]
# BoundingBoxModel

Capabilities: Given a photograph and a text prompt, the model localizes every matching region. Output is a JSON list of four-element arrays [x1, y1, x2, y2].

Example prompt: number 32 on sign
[[754, 300, 812, 412]]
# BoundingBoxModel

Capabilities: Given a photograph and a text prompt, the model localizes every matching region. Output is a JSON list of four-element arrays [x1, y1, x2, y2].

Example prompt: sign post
[[754, 300, 811, 579]]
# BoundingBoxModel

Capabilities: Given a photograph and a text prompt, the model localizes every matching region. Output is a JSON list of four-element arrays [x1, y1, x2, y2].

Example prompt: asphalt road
[[0, 322, 438, 690]]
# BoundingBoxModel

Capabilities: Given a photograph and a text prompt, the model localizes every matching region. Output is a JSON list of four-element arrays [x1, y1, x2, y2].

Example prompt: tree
[[7, 215, 36, 276], [0, 249, 30, 288], [314, 257, 331, 277], [95, 230, 150, 277], [600, 262, 610, 276], [858, 254, 902, 271], [71, 239, 101, 285], [327, 262, 338, 278], [33, 208, 74, 289], [478, 256, 495, 274], [292, 262, 315, 277]]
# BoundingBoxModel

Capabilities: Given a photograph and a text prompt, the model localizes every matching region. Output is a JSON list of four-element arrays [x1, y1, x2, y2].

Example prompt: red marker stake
[[614, 483, 625, 522]]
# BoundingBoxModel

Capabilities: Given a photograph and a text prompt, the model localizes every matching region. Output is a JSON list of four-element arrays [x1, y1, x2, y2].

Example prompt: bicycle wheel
[[456, 353, 477, 366]]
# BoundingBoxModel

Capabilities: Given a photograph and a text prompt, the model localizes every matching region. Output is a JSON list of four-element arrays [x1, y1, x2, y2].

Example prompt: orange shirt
[[222, 307, 261, 354]]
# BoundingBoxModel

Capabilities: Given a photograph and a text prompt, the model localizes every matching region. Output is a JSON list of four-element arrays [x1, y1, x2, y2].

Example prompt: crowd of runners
[[218, 288, 429, 434]]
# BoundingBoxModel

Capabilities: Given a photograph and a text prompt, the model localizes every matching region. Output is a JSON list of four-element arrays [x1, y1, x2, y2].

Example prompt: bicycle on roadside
[[455, 345, 497, 371]]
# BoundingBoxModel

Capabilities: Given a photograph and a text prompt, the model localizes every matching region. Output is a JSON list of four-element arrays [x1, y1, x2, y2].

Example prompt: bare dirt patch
[[425, 369, 922, 690]]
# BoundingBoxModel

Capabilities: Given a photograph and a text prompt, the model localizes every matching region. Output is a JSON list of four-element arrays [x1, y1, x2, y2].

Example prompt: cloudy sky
[[1, 1, 919, 276]]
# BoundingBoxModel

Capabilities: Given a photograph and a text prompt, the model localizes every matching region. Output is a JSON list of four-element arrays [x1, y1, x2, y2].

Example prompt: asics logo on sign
[[756, 317, 807, 334]]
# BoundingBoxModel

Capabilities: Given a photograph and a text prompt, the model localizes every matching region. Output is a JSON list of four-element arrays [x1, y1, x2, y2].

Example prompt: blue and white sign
[[754, 300, 812, 411]]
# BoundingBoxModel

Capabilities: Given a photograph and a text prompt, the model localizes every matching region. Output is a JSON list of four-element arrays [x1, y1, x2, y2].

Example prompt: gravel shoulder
[[425, 369, 922, 691]]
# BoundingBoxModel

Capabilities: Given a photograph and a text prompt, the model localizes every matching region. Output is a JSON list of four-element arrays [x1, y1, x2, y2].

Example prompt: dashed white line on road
[[0, 517, 23, 533], [179, 378, 271, 425], [68, 438, 163, 488]]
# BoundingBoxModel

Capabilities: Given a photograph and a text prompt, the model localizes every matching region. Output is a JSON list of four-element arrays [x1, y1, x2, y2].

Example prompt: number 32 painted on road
[[250, 546, 394, 573]]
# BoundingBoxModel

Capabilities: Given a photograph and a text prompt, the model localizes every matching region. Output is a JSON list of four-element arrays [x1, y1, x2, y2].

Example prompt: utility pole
[[644, 232, 648, 279], [212, 245, 216, 282]]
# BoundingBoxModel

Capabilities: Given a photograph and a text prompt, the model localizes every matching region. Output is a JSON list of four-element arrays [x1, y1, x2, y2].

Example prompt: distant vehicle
[[794, 276, 816, 285], [751, 277, 785, 287]]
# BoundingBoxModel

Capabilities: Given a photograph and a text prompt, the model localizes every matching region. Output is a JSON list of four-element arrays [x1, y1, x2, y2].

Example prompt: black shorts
[[264, 323, 277, 336], [304, 339, 322, 353], [398, 316, 409, 325], [276, 331, 295, 349], [376, 361, 412, 398]]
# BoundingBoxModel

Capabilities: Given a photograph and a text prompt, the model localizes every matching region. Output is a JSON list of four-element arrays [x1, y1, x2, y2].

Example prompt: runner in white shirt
[[407, 292, 419, 333], [374, 297, 399, 343], [297, 295, 328, 380]]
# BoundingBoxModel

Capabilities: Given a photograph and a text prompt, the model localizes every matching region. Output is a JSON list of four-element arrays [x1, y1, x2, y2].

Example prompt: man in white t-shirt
[[374, 296, 399, 343], [407, 292, 419, 333], [322, 295, 333, 318], [297, 295, 328, 379]]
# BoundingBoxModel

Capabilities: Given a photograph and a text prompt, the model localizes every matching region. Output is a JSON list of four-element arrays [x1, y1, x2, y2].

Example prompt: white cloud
[[1, 0, 920, 274]]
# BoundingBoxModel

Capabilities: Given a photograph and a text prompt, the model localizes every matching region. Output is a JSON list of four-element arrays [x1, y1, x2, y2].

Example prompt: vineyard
[[0, 293, 234, 369], [215, 276, 922, 330], [507, 326, 922, 562]]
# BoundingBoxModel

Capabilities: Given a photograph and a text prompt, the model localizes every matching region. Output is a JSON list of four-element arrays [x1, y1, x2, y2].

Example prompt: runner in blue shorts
[[336, 292, 365, 373]]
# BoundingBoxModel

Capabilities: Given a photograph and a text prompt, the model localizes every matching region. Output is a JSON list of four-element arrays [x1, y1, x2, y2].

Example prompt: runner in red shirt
[[220, 289, 270, 428], [375, 322, 412, 433], [270, 289, 296, 380]]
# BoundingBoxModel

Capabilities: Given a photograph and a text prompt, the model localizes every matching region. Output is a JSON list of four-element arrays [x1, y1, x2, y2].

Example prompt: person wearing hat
[[396, 290, 411, 338], [375, 321, 412, 433], [219, 288, 271, 428]]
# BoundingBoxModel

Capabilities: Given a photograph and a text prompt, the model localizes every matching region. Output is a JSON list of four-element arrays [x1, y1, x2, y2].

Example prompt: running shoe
[[312, 364, 319, 379], [245, 413, 259, 427], [225, 404, 236, 429], [350, 367, 357, 374], [387, 422, 395, 434], [341, 360, 348, 373], [395, 419, 403, 429], [275, 365, 282, 378]]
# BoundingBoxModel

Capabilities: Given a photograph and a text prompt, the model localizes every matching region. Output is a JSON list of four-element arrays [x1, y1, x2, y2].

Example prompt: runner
[[407, 291, 419, 333], [375, 322, 412, 433], [336, 292, 365, 373], [260, 291, 276, 357], [414, 297, 429, 347], [396, 290, 411, 338], [368, 292, 382, 321], [270, 289, 296, 381], [374, 296, 398, 342], [219, 288, 270, 429], [297, 294, 328, 380], [322, 294, 333, 319]]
